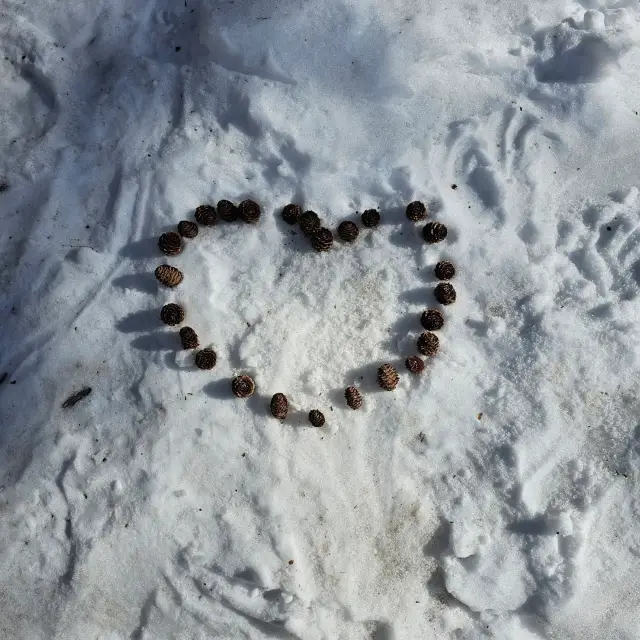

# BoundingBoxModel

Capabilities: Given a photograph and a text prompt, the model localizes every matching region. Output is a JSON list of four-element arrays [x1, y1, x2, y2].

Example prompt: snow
[[2, 0, 640, 637]]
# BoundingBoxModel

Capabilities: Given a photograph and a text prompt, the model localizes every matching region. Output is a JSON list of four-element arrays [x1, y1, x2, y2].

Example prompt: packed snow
[[2, 0, 640, 637]]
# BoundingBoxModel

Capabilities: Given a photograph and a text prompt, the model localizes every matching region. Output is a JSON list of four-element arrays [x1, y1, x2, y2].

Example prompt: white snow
[[2, 0, 640, 637]]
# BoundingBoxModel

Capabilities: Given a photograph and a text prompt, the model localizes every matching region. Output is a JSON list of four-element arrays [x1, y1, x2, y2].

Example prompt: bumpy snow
[[2, 0, 640, 638]]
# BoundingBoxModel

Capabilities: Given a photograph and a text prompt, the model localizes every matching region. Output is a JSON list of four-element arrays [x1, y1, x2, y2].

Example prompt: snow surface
[[2, 0, 640, 637]]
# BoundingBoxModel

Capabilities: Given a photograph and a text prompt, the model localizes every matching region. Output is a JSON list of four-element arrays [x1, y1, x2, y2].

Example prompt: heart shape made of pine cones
[[130, 198, 458, 428]]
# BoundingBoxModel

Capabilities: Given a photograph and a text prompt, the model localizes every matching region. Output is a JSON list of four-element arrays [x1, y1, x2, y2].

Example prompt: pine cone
[[345, 386, 363, 410], [179, 326, 199, 350], [299, 211, 321, 236], [239, 199, 261, 224], [435, 282, 457, 305], [423, 222, 448, 243], [417, 331, 439, 356], [338, 221, 359, 243], [270, 393, 288, 419], [160, 303, 185, 326], [405, 355, 425, 374], [309, 409, 325, 427], [361, 209, 380, 228], [158, 231, 183, 256], [406, 201, 427, 222], [232, 375, 255, 398], [217, 200, 238, 222], [311, 228, 333, 252], [421, 309, 444, 331], [435, 261, 455, 280], [155, 265, 183, 287], [195, 348, 216, 370], [195, 204, 217, 226], [282, 204, 302, 225], [377, 364, 399, 391], [177, 220, 198, 238]]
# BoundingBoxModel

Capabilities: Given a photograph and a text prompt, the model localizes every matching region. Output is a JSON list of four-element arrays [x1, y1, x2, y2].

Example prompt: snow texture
[[2, 0, 640, 638]]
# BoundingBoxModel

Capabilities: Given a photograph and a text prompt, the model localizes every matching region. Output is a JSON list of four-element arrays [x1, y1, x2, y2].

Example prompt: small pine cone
[[435, 261, 455, 280], [421, 308, 444, 331], [435, 282, 457, 305], [195, 204, 217, 226], [177, 220, 198, 239], [160, 303, 185, 326], [311, 228, 333, 252], [158, 231, 183, 256], [405, 355, 425, 374], [417, 331, 439, 357], [345, 386, 363, 410], [338, 221, 359, 243], [377, 364, 399, 391], [282, 204, 302, 225], [195, 348, 216, 370], [299, 211, 321, 236], [361, 209, 381, 228], [406, 201, 427, 222], [423, 222, 448, 243], [232, 375, 255, 398], [217, 200, 238, 222], [155, 265, 183, 287], [239, 199, 261, 224], [309, 409, 325, 428], [270, 393, 288, 419], [179, 326, 199, 350]]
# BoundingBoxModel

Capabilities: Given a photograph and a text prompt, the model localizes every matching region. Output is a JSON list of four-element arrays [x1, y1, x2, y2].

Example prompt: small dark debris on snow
[[62, 387, 92, 408], [175, 46, 181, 52], [451, 184, 457, 190], [0, 373, 7, 384], [0, 182, 9, 193]]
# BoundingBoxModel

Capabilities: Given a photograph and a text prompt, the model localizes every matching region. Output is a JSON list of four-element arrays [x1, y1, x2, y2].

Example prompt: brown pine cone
[[338, 221, 359, 243], [406, 201, 427, 222], [299, 211, 321, 236], [160, 303, 185, 326], [158, 231, 183, 256], [217, 200, 238, 222], [405, 355, 425, 374], [155, 265, 183, 287], [195, 204, 217, 226], [423, 222, 448, 243], [435, 282, 457, 305], [177, 220, 198, 238], [311, 228, 333, 252], [309, 409, 325, 427], [345, 386, 363, 410], [421, 309, 444, 331], [179, 326, 199, 350], [195, 348, 216, 370], [377, 364, 399, 391], [232, 375, 255, 398], [239, 199, 261, 224], [270, 393, 288, 419], [361, 209, 381, 228], [435, 261, 455, 280], [282, 204, 302, 225], [417, 331, 439, 356]]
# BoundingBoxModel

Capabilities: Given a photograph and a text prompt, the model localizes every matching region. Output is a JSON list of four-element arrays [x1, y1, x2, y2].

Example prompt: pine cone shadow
[[398, 287, 429, 305], [203, 378, 234, 400], [382, 314, 420, 353], [130, 332, 179, 351], [116, 309, 161, 333], [112, 273, 157, 295], [119, 227, 175, 260]]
